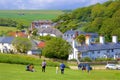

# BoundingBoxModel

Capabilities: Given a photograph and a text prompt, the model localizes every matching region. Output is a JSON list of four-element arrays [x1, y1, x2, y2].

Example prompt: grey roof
[[0, 37, 4, 42], [64, 30, 85, 35], [77, 43, 120, 52], [64, 30, 98, 37], [38, 27, 63, 37], [30, 49, 41, 54], [30, 40, 38, 50], [0, 36, 14, 44]]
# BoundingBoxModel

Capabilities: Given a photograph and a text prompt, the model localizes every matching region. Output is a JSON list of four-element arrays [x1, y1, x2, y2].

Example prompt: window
[[111, 49, 114, 52], [98, 51, 100, 53], [107, 50, 109, 53]]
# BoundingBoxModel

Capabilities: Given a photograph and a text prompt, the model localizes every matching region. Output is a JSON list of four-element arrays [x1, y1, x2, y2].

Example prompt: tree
[[12, 37, 32, 53], [32, 28, 38, 36], [76, 34, 85, 45], [42, 37, 72, 60]]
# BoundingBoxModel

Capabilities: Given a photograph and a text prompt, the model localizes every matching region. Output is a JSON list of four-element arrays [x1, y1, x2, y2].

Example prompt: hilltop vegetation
[[54, 1, 120, 41]]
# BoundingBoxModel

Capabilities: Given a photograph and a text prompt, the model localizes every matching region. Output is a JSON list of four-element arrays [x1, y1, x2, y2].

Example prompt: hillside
[[0, 10, 64, 28], [54, 1, 120, 41]]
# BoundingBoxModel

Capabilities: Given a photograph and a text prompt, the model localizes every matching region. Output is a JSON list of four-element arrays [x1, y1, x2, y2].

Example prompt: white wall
[[80, 49, 120, 60], [39, 33, 56, 37]]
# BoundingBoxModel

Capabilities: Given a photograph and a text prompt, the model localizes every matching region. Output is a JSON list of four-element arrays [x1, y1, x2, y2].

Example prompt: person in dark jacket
[[60, 62, 65, 74], [42, 60, 46, 72]]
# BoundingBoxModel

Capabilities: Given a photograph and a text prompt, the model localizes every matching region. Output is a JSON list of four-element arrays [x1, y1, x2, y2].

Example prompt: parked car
[[116, 64, 120, 70], [105, 64, 117, 70]]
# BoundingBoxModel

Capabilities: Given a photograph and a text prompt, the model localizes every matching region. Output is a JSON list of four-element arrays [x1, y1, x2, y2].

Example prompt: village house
[[63, 29, 98, 45], [37, 27, 63, 37], [30, 20, 62, 37], [30, 20, 55, 30], [0, 36, 16, 53], [69, 35, 120, 60]]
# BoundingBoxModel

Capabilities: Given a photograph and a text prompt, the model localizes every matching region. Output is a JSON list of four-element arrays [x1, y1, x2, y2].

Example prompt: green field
[[0, 26, 17, 36], [0, 63, 120, 80], [0, 10, 64, 22], [0, 26, 17, 32]]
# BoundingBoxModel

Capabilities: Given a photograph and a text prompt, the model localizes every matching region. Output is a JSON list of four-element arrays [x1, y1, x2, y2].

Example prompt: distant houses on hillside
[[30, 20, 56, 29], [30, 20, 62, 37], [1, 20, 120, 61], [63, 29, 98, 45]]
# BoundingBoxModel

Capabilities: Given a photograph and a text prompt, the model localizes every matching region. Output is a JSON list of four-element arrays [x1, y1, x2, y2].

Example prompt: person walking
[[60, 62, 65, 74], [42, 60, 46, 72], [86, 65, 91, 73]]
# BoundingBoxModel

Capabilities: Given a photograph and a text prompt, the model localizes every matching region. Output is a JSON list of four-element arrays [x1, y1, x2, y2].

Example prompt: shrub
[[80, 57, 92, 62], [0, 53, 60, 67], [95, 58, 114, 62]]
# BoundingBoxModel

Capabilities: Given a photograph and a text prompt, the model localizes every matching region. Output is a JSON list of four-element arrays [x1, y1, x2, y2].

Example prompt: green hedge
[[0, 53, 60, 67]]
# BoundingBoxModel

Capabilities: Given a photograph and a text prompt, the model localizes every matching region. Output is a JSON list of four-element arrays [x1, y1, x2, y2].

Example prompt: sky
[[0, 0, 108, 10]]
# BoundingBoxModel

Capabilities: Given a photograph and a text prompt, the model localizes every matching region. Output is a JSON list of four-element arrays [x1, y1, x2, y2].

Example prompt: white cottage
[[0, 37, 15, 53], [68, 35, 120, 60]]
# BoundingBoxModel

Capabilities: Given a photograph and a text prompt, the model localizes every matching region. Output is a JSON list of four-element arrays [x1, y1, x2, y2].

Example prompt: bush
[[0, 53, 60, 67], [95, 58, 114, 62], [80, 57, 92, 62]]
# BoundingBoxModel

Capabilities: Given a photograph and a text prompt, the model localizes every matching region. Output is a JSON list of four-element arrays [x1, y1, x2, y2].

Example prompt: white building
[[31, 20, 54, 30], [68, 35, 120, 60], [37, 27, 63, 37], [0, 37, 15, 53]]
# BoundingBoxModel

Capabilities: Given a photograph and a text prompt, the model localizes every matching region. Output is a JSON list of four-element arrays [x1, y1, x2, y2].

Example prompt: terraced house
[[69, 35, 120, 60]]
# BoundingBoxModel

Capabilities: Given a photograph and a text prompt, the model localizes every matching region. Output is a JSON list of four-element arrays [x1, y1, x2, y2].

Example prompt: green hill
[[54, 1, 120, 41]]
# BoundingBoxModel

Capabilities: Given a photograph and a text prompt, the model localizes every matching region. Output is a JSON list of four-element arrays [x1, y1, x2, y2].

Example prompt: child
[[56, 66, 59, 74]]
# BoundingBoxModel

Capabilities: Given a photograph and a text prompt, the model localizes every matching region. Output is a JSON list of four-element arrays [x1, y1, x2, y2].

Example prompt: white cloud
[[0, 0, 108, 10]]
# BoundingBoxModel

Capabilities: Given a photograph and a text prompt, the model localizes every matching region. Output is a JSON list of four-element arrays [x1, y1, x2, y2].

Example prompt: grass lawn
[[0, 63, 120, 80], [0, 26, 17, 36], [0, 26, 17, 32]]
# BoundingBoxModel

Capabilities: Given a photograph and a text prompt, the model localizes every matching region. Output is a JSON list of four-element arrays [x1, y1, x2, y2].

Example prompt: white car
[[105, 64, 117, 70], [116, 65, 120, 70]]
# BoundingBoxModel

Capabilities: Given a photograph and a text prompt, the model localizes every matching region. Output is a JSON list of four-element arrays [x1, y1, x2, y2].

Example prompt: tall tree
[[76, 34, 85, 45], [42, 37, 72, 60], [12, 37, 32, 53]]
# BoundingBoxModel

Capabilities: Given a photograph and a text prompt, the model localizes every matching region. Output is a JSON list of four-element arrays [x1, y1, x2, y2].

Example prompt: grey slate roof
[[64, 30, 85, 35], [77, 43, 120, 52], [0, 36, 14, 44], [64, 30, 98, 37], [38, 27, 63, 37], [30, 39, 38, 50]]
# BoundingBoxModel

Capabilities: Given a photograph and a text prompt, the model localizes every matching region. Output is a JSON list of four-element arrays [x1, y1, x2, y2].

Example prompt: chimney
[[99, 35, 105, 44], [85, 34, 91, 45], [74, 31, 79, 39], [112, 35, 118, 43]]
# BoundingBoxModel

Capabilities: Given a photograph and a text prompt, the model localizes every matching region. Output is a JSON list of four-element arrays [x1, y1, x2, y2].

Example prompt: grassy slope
[[0, 63, 120, 80], [0, 26, 17, 36], [0, 10, 63, 21], [0, 26, 17, 31]]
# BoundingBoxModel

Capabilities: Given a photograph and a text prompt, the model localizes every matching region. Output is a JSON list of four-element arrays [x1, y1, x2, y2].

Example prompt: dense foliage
[[54, 1, 120, 41], [0, 18, 28, 29], [12, 37, 32, 53], [42, 37, 72, 60]]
